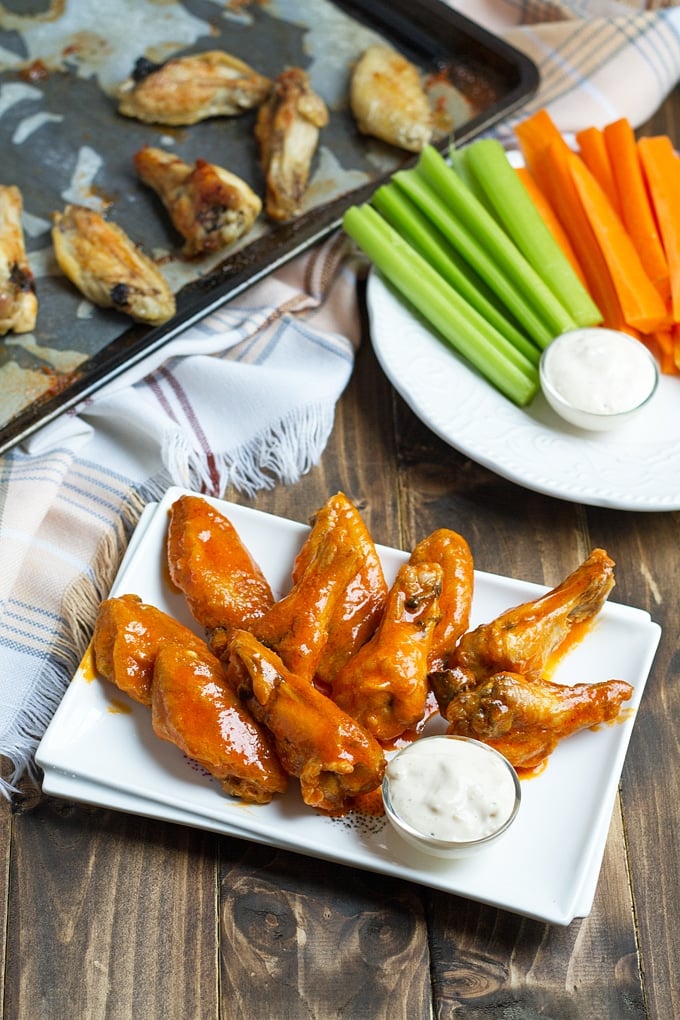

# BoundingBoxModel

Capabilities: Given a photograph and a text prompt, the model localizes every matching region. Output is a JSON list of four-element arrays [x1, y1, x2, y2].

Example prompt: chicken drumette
[[134, 147, 261, 257], [254, 67, 329, 222], [52, 204, 176, 324], [118, 50, 271, 125], [430, 548, 632, 769], [0, 184, 37, 335], [228, 628, 386, 814]]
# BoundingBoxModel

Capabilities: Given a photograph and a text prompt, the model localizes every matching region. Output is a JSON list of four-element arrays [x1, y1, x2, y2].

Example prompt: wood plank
[[5, 797, 220, 1019]]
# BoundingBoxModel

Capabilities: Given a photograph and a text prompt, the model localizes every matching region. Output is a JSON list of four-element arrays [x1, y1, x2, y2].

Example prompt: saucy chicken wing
[[409, 528, 473, 673], [254, 67, 329, 222], [292, 492, 387, 689], [228, 628, 386, 813], [134, 147, 261, 257], [350, 44, 433, 152], [250, 521, 360, 684], [93, 593, 207, 705], [167, 493, 274, 639], [331, 561, 443, 742], [52, 204, 176, 324], [118, 51, 271, 125], [152, 642, 288, 803], [444, 670, 633, 770], [452, 548, 615, 687], [0, 184, 37, 335]]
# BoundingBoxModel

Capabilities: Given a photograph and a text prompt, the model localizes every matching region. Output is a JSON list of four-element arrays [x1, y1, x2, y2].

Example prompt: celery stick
[[372, 183, 540, 367], [343, 203, 539, 406], [394, 166, 555, 350], [412, 144, 582, 343], [463, 138, 602, 327]]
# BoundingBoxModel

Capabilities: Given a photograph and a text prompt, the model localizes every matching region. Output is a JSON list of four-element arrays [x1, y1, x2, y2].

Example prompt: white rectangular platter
[[36, 486, 661, 925]]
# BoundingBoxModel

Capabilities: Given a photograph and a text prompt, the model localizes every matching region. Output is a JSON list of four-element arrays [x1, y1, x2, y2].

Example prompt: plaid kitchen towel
[[1, 0, 680, 796]]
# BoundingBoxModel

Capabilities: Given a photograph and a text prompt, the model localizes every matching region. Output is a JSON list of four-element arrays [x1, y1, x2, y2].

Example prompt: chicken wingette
[[350, 44, 433, 152], [52, 204, 176, 324], [93, 593, 211, 706], [118, 50, 271, 125], [291, 492, 387, 690], [331, 561, 443, 742], [0, 184, 37, 335], [152, 642, 288, 803], [166, 493, 274, 639], [254, 67, 329, 222], [134, 147, 261, 257]]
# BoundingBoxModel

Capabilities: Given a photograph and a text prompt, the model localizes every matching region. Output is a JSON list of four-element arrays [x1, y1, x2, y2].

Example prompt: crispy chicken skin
[[167, 494, 274, 637], [151, 642, 288, 803], [93, 593, 208, 706], [118, 50, 271, 126], [52, 204, 176, 324], [0, 184, 37, 335], [350, 44, 433, 152], [409, 528, 473, 673], [444, 670, 633, 770], [452, 548, 615, 688], [228, 629, 386, 813], [254, 67, 329, 222], [134, 147, 262, 257], [331, 561, 443, 742], [292, 493, 388, 689]]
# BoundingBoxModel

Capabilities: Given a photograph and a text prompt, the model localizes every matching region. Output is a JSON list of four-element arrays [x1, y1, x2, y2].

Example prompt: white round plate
[[367, 270, 680, 512]]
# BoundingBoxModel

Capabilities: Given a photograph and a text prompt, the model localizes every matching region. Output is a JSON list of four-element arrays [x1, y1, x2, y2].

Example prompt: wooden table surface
[[2, 93, 679, 1020]]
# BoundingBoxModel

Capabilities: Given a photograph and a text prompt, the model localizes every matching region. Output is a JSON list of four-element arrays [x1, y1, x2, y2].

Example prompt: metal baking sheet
[[0, 0, 538, 455]]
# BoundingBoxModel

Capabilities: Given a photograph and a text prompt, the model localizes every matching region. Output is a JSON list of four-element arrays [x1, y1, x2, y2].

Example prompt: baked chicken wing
[[228, 629, 386, 813], [93, 593, 208, 705], [166, 493, 274, 638], [409, 528, 473, 673], [152, 642, 288, 803], [444, 670, 633, 770], [52, 204, 176, 324], [134, 147, 261, 257], [292, 492, 387, 690], [331, 561, 443, 742], [350, 44, 433, 152], [118, 50, 271, 125], [0, 184, 37, 335], [254, 67, 329, 222]]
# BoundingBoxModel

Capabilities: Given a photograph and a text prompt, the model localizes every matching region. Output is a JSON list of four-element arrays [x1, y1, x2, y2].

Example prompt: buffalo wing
[[331, 561, 442, 741], [228, 629, 386, 813], [93, 593, 207, 705], [167, 494, 274, 639], [409, 528, 473, 673], [152, 642, 287, 803], [444, 670, 633, 770]]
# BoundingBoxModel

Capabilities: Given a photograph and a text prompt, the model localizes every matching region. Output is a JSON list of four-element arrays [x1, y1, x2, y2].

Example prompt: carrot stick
[[528, 136, 630, 332], [603, 118, 670, 303], [514, 166, 588, 287], [566, 148, 669, 333], [513, 109, 564, 186], [575, 126, 622, 217], [637, 134, 680, 322]]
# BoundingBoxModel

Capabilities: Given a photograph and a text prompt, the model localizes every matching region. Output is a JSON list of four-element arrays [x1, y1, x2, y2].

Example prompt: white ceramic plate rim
[[367, 270, 680, 511], [36, 487, 662, 925]]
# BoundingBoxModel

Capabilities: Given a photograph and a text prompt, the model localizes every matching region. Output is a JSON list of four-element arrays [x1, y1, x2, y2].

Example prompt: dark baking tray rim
[[0, 0, 539, 457]]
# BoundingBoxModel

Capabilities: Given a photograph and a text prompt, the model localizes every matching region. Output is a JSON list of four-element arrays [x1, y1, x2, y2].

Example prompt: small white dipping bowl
[[382, 735, 521, 859], [539, 327, 659, 432]]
